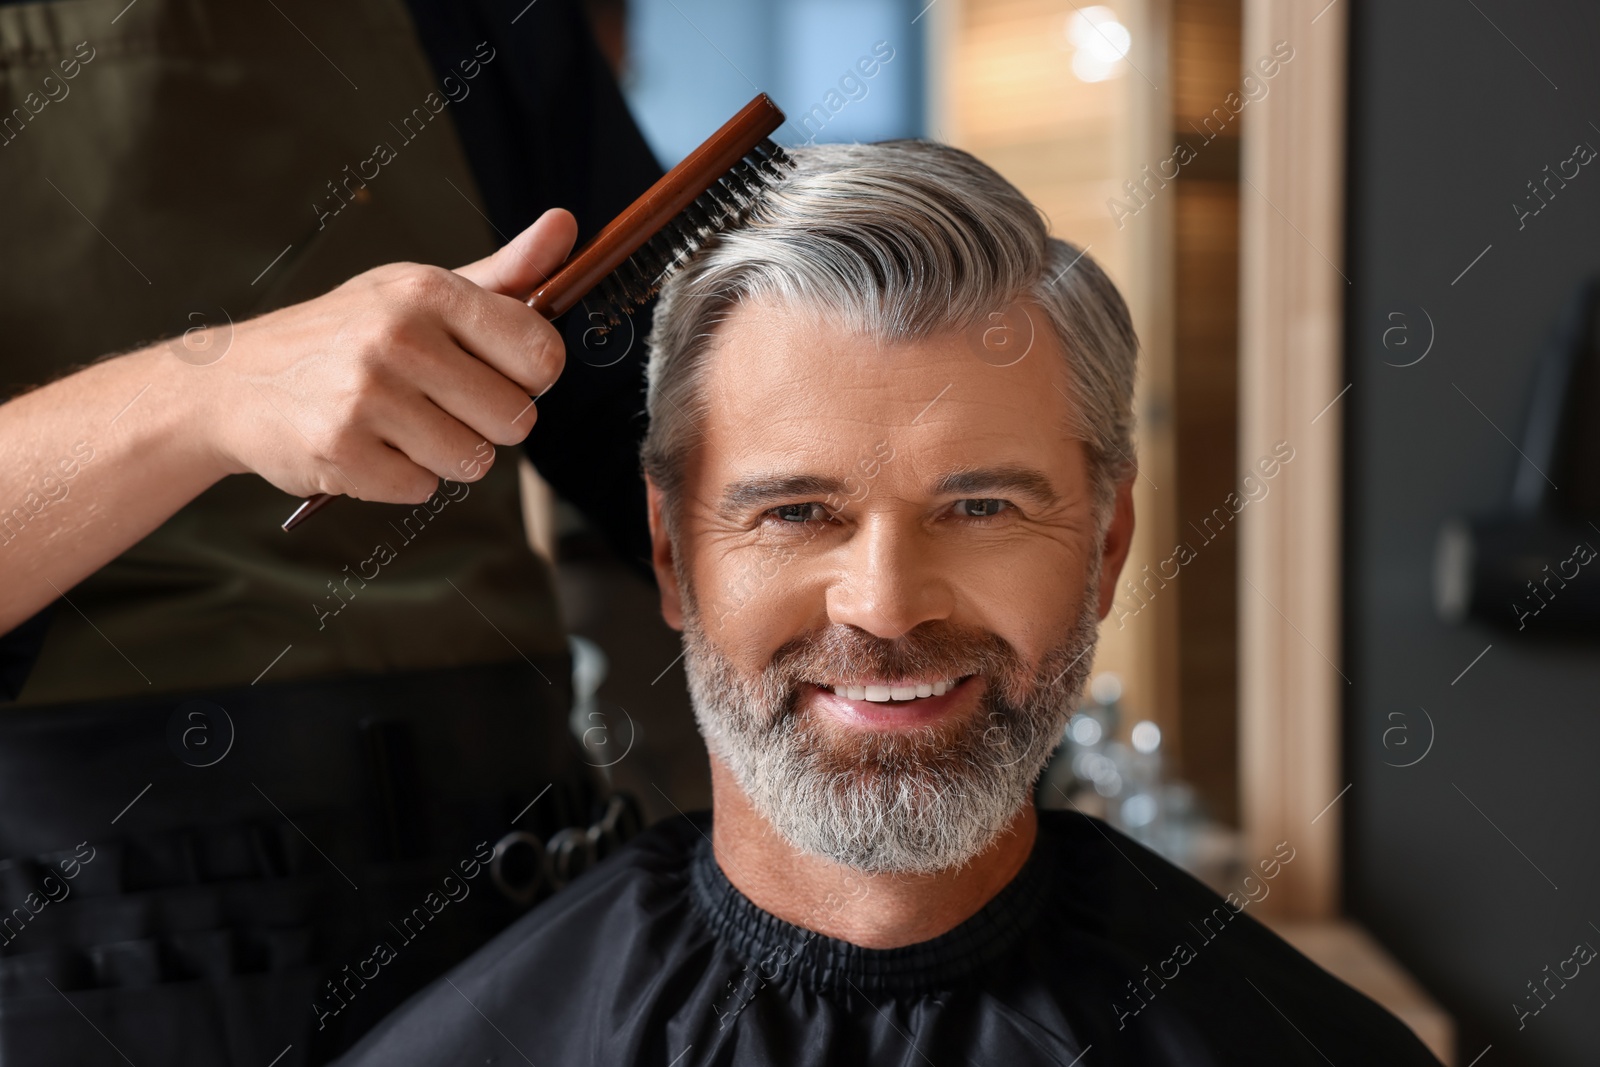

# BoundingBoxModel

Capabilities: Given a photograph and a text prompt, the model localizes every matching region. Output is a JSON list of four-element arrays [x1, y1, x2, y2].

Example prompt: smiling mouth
[[817, 677, 970, 703]]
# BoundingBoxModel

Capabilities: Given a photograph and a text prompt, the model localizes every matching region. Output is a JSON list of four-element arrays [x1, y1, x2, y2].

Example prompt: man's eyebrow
[[932, 466, 1060, 503], [719, 467, 1060, 513], [720, 475, 849, 513]]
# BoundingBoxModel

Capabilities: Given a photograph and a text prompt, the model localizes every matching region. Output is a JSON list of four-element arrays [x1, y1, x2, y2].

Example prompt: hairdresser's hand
[[0, 208, 577, 633], [193, 208, 578, 503]]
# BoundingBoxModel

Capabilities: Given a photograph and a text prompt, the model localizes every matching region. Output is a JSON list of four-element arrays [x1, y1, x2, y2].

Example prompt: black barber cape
[[335, 810, 1443, 1066]]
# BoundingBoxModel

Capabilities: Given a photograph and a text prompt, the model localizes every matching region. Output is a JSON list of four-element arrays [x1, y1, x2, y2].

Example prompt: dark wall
[[1344, 2, 1600, 1065]]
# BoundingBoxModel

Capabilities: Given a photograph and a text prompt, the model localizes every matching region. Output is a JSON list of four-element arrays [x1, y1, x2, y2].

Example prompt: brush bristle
[[578, 138, 795, 331]]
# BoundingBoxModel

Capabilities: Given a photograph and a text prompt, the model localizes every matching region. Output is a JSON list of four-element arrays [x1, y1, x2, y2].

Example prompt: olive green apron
[[0, 0, 566, 706], [0, 9, 626, 1063]]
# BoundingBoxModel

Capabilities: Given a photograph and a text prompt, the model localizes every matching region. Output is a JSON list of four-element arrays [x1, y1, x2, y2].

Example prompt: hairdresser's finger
[[369, 388, 502, 484], [432, 281, 567, 398], [334, 439, 443, 506], [454, 208, 578, 298], [408, 336, 542, 447]]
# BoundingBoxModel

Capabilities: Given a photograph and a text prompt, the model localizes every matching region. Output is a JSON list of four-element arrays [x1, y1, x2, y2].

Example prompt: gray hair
[[641, 139, 1138, 525]]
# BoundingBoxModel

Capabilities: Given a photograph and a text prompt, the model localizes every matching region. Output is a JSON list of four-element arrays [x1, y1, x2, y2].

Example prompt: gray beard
[[680, 583, 1102, 876]]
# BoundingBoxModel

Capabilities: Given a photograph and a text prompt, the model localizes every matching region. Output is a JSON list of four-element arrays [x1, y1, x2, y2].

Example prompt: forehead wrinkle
[[696, 307, 1082, 474], [711, 386, 1053, 446], [702, 409, 900, 464]]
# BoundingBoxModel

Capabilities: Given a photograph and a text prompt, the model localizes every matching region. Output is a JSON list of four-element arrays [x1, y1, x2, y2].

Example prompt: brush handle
[[283, 93, 784, 532]]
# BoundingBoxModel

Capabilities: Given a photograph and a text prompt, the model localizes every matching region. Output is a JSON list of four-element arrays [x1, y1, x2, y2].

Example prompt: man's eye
[[769, 503, 829, 524], [954, 498, 1011, 518]]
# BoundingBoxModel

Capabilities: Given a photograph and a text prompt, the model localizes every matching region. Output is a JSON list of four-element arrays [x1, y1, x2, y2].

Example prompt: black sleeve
[[403, 0, 665, 577]]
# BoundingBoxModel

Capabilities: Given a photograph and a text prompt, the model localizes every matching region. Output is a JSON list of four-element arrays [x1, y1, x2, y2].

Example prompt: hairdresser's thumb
[[454, 207, 578, 299]]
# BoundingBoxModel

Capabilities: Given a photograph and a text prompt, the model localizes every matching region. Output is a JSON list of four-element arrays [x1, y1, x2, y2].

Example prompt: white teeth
[[830, 678, 964, 702]]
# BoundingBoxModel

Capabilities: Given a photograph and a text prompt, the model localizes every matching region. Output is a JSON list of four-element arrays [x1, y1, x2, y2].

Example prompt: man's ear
[[645, 476, 685, 631], [1096, 477, 1137, 620]]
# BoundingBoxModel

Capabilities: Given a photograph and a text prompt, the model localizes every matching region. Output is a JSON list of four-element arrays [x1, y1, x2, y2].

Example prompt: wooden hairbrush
[[282, 93, 792, 531]]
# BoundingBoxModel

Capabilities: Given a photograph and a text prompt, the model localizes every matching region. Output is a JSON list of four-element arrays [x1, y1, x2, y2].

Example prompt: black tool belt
[[0, 658, 642, 1066]]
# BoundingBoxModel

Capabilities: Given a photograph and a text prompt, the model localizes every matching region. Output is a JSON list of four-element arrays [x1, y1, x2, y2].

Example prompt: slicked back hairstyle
[[640, 139, 1138, 528]]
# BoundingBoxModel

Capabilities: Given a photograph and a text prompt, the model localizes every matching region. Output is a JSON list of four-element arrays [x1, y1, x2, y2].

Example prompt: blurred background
[[534, 1, 1600, 1064]]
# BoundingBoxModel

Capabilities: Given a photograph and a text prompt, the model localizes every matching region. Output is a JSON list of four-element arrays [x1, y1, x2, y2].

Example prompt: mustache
[[768, 621, 1027, 689]]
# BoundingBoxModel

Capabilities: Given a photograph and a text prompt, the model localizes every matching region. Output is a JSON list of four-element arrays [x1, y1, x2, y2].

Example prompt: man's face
[[648, 296, 1135, 873]]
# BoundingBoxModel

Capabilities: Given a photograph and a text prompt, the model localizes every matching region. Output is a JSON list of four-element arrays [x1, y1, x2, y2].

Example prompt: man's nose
[[824, 516, 954, 639]]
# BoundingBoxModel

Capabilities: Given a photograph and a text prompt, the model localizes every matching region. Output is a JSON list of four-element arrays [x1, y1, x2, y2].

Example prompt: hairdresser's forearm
[[0, 346, 231, 633], [0, 212, 580, 636]]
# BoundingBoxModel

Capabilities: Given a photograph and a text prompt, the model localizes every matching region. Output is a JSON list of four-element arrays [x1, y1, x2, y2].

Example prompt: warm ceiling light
[[1067, 6, 1132, 83]]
